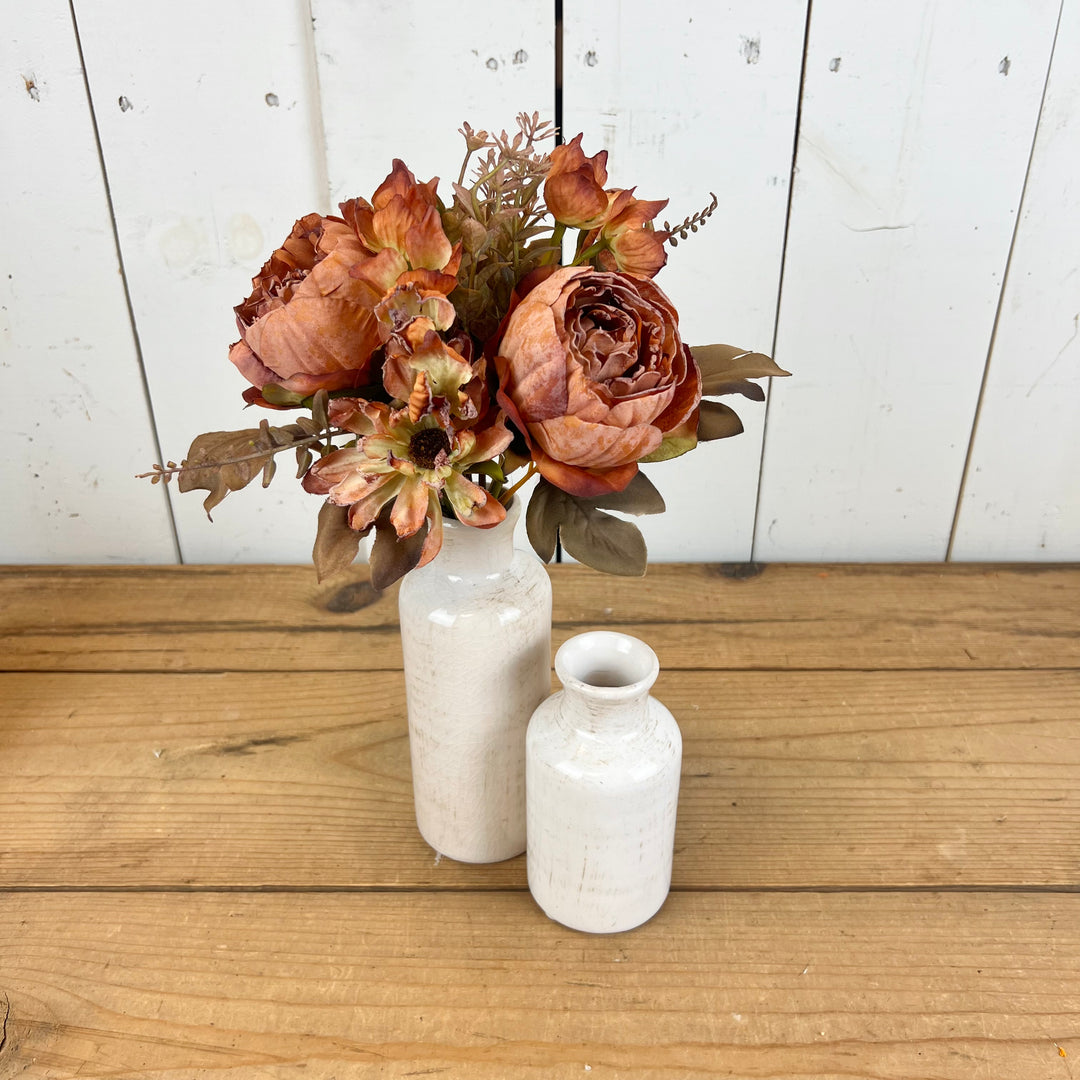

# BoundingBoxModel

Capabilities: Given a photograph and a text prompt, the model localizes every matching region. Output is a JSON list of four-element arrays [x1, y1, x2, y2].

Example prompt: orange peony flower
[[494, 266, 700, 497], [229, 213, 389, 401]]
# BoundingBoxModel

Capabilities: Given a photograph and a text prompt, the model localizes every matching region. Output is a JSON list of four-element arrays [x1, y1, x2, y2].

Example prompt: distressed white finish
[[398, 501, 552, 863], [1, 4, 177, 563], [73, 0, 330, 563], [526, 631, 682, 934], [312, 0, 555, 207], [562, 1, 807, 561], [755, 0, 1062, 561], [952, 2, 1080, 561]]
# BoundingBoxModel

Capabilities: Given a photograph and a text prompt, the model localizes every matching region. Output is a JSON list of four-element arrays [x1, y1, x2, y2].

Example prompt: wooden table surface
[[1, 562, 1078, 1078]]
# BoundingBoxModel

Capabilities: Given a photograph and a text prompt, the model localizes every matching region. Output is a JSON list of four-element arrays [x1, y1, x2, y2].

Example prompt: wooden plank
[[562, 1, 806, 561], [0, 3, 177, 564], [2, 668, 1076, 890], [1, 891, 1077, 1078], [952, 0, 1080, 561], [72, 0, 330, 564], [756, 0, 1062, 560], [1, 563, 1078, 673]]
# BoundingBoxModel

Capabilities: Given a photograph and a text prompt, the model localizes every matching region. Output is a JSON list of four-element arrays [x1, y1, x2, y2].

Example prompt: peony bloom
[[494, 266, 700, 497], [544, 134, 610, 229], [303, 398, 512, 564], [229, 213, 390, 402]]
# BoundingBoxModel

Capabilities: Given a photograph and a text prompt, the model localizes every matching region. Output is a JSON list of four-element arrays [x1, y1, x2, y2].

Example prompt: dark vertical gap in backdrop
[[945, 0, 1066, 560], [749, 0, 813, 563], [67, 0, 183, 563]]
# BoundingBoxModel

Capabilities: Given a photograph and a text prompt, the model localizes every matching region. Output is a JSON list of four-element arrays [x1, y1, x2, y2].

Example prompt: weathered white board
[[952, 1, 1080, 561], [73, 0, 331, 563], [1, 4, 177, 564], [562, 1, 807, 562], [312, 0, 555, 208], [754, 0, 1062, 561]]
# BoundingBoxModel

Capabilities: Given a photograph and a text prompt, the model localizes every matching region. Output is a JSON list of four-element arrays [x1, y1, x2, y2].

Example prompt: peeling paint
[[23, 74, 40, 101], [740, 36, 760, 65]]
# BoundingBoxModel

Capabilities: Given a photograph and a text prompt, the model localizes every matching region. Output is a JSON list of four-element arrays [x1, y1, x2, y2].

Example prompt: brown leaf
[[176, 423, 312, 518], [690, 343, 790, 395], [312, 501, 363, 583], [525, 479, 648, 576], [705, 379, 766, 402], [590, 471, 666, 516], [697, 400, 744, 442], [525, 479, 562, 563], [368, 509, 429, 590]]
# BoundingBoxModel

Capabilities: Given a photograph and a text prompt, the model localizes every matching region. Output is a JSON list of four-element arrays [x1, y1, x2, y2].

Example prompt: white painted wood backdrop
[[3, 0, 1075, 566]]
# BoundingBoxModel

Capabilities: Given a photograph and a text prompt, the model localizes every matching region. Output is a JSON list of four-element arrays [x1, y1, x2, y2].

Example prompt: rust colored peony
[[494, 266, 700, 497], [229, 212, 389, 401]]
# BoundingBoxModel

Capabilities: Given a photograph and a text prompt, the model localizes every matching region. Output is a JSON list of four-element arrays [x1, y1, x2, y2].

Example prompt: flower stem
[[500, 461, 537, 504]]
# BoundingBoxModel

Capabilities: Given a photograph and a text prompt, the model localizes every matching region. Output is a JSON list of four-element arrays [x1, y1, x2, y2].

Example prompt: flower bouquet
[[144, 113, 788, 586]]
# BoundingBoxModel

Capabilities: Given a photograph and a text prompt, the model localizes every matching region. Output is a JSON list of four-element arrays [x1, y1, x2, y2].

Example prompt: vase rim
[[554, 630, 659, 702]]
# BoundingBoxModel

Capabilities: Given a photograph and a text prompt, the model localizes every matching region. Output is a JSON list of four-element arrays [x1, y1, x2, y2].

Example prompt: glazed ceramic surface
[[526, 631, 682, 933], [397, 500, 552, 863]]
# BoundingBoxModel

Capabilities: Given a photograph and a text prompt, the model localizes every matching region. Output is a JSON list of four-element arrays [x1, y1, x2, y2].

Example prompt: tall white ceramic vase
[[397, 499, 552, 863], [526, 631, 682, 932]]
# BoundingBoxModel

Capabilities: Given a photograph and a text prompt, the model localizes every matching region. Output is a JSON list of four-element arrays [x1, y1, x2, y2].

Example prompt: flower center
[[408, 427, 452, 470]]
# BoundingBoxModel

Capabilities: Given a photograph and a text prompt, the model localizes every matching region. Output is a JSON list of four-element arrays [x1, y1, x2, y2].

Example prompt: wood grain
[[1, 891, 1077, 1079], [2, 668, 1076, 890], [2, 563, 1078, 673]]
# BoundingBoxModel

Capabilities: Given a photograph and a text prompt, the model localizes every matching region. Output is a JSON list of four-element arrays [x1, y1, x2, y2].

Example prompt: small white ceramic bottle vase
[[526, 631, 682, 933], [397, 499, 552, 863]]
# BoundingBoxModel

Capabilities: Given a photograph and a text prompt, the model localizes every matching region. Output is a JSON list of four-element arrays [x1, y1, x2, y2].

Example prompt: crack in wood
[[0, 990, 11, 1055]]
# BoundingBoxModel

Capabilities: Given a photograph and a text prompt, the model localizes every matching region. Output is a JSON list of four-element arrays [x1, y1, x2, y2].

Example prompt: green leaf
[[639, 433, 698, 464], [260, 384, 308, 408], [697, 400, 744, 442], [590, 471, 666, 515], [690, 343, 791, 395], [312, 501, 363, 583]]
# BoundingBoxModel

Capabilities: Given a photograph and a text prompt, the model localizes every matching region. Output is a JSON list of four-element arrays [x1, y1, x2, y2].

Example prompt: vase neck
[[554, 631, 659, 735], [435, 499, 519, 577]]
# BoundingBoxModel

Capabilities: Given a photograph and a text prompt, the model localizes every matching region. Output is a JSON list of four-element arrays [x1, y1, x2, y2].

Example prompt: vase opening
[[555, 631, 659, 700]]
